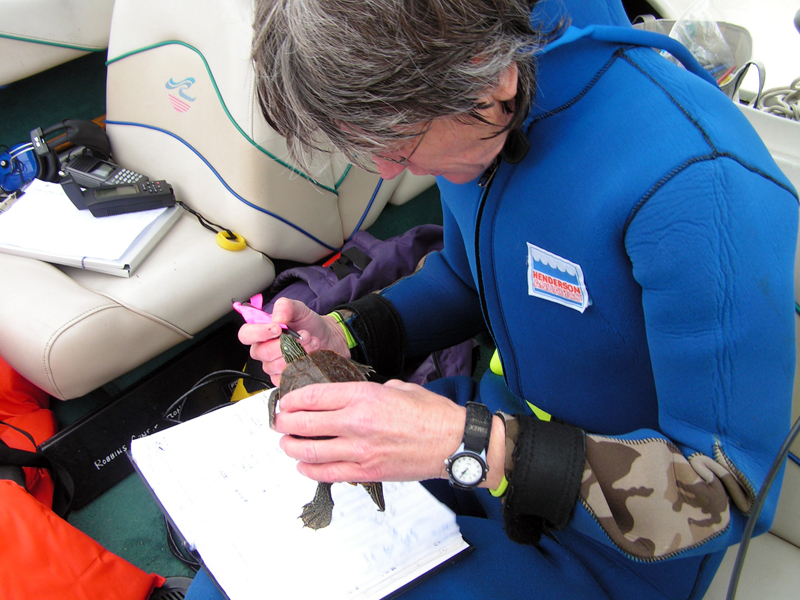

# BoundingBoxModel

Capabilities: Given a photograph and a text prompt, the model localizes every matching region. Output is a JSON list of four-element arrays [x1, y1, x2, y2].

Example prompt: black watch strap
[[463, 402, 492, 454]]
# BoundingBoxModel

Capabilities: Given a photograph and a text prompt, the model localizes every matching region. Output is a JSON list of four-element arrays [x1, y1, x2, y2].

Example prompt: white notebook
[[129, 390, 472, 600], [0, 179, 181, 277]]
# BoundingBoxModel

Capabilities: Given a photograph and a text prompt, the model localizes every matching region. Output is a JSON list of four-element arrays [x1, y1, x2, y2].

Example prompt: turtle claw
[[300, 482, 334, 530], [361, 482, 385, 512]]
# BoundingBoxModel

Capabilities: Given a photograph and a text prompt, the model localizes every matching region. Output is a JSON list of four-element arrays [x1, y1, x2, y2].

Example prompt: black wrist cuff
[[503, 415, 585, 545], [336, 293, 405, 378]]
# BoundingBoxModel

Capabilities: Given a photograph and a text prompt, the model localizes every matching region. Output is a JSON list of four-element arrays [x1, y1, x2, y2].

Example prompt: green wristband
[[329, 311, 357, 349], [490, 475, 509, 498]]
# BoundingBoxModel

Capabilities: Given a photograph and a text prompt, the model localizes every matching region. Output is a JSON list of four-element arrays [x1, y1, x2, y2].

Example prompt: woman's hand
[[238, 298, 350, 385], [274, 379, 467, 483]]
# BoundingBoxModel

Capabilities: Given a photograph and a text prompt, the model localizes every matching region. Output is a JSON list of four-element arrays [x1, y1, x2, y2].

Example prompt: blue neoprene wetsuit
[[340, 1, 798, 598], [185, 1, 798, 599]]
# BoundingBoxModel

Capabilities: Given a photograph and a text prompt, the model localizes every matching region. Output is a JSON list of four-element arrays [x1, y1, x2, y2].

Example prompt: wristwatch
[[445, 402, 492, 489]]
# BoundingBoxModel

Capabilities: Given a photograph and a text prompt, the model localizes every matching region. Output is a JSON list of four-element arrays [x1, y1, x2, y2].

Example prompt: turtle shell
[[271, 347, 384, 529], [279, 349, 370, 396]]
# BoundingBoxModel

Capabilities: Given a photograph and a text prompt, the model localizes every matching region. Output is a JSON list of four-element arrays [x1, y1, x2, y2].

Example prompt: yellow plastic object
[[489, 349, 503, 376], [216, 230, 246, 251], [230, 373, 263, 402], [527, 402, 552, 422], [490, 349, 551, 421]]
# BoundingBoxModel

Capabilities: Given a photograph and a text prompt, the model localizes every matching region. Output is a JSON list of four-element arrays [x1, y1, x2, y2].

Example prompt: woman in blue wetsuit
[[187, 0, 798, 598]]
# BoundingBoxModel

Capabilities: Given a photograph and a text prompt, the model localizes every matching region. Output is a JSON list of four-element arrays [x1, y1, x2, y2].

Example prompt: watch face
[[450, 454, 484, 486]]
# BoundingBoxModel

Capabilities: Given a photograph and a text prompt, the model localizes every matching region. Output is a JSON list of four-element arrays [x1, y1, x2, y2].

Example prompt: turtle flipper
[[300, 482, 334, 530], [361, 482, 385, 512]]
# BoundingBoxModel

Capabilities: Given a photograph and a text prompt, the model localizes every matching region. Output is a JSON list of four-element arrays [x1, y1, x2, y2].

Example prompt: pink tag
[[232, 294, 288, 327]]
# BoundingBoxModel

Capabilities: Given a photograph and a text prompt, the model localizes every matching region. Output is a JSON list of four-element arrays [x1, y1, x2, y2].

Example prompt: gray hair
[[252, 0, 551, 169]]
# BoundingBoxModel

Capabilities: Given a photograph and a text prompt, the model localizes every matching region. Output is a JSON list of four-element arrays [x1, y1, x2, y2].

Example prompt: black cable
[[164, 515, 201, 571], [161, 370, 272, 424], [177, 201, 237, 240], [725, 412, 800, 600]]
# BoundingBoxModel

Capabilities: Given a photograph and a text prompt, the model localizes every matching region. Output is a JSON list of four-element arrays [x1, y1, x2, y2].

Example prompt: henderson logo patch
[[527, 243, 590, 313]]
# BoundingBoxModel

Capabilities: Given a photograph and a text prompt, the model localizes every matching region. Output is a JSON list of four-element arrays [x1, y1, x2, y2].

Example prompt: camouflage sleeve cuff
[[336, 293, 406, 378], [503, 415, 586, 545], [580, 435, 751, 561]]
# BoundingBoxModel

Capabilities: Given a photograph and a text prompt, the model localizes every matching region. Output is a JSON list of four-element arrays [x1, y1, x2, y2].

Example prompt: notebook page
[[130, 391, 469, 600], [0, 179, 167, 260]]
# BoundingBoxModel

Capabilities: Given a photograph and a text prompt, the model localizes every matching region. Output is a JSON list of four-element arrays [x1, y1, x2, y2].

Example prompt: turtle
[[268, 333, 384, 530]]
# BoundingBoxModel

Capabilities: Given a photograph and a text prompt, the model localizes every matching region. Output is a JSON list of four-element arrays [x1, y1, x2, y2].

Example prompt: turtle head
[[280, 332, 308, 364]]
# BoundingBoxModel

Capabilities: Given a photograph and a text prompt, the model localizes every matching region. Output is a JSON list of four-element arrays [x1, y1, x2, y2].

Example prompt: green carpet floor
[[2, 52, 448, 581], [0, 51, 108, 148]]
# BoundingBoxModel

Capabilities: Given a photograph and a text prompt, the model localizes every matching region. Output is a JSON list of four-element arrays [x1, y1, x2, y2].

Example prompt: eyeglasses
[[373, 125, 429, 165]]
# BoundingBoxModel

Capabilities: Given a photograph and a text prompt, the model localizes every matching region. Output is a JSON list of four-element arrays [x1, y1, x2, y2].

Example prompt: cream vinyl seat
[[703, 461, 800, 600], [0, 0, 115, 87], [0, 0, 433, 400]]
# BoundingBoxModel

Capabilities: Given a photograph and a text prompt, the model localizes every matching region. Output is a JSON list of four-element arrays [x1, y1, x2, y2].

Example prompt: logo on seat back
[[527, 243, 590, 313], [165, 77, 196, 112]]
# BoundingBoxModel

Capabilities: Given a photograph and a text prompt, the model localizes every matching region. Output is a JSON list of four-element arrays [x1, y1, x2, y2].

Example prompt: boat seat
[[704, 460, 800, 599], [0, 0, 115, 87], [0, 0, 433, 400]]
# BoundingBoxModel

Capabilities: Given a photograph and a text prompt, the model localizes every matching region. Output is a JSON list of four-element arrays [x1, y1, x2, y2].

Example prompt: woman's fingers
[[274, 381, 465, 483]]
